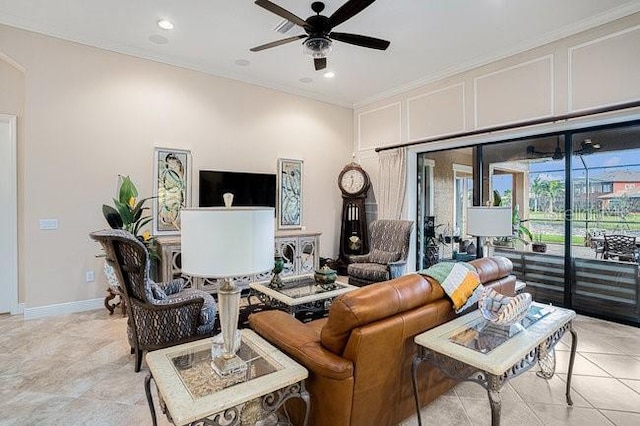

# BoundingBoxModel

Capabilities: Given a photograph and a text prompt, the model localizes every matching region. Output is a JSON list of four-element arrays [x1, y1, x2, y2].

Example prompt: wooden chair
[[603, 234, 638, 262]]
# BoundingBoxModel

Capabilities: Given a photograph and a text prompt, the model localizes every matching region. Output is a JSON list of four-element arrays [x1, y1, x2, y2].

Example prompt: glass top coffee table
[[250, 274, 356, 316], [144, 329, 309, 426], [411, 302, 578, 426]]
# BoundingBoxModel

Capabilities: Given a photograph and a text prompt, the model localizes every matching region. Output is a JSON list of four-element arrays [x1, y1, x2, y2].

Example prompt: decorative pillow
[[161, 278, 186, 295], [369, 249, 401, 264], [149, 281, 168, 300]]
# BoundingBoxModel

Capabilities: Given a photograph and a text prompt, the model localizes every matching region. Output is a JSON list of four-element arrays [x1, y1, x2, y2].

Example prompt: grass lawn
[[537, 234, 583, 245], [528, 211, 640, 232]]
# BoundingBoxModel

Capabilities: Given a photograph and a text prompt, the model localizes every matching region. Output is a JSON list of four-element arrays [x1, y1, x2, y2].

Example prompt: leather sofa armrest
[[249, 310, 354, 380], [483, 274, 516, 297], [471, 256, 513, 283], [349, 254, 370, 263]]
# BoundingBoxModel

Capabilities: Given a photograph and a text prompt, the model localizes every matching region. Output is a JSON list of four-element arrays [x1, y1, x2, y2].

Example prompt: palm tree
[[546, 180, 564, 213], [530, 176, 545, 212]]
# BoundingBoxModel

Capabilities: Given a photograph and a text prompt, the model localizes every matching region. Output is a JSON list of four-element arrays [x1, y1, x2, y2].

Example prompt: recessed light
[[157, 19, 174, 30], [323, 71, 335, 79], [234, 59, 251, 67], [299, 77, 313, 83]]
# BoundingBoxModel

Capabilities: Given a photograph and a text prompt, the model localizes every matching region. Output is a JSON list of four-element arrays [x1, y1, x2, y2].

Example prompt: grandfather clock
[[336, 162, 371, 273]]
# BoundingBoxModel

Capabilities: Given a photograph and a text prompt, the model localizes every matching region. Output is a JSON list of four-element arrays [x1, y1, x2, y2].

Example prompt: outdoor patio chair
[[586, 229, 605, 258], [603, 234, 639, 263]]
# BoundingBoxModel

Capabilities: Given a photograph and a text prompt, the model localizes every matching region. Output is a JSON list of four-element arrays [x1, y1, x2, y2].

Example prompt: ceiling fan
[[250, 0, 390, 71], [526, 138, 601, 160]]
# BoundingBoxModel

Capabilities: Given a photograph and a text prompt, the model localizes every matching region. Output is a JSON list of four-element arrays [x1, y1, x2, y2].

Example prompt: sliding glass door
[[483, 136, 567, 305], [416, 156, 434, 270], [416, 120, 640, 325], [416, 148, 474, 269], [570, 125, 640, 323]]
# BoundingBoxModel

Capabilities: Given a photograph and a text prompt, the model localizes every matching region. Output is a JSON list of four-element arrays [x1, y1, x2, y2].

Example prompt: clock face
[[340, 169, 366, 194]]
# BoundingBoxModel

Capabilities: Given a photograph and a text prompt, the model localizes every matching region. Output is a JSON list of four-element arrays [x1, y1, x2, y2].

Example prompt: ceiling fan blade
[[330, 32, 390, 50], [314, 57, 327, 71], [329, 0, 376, 28], [250, 34, 306, 52], [254, 0, 308, 28]]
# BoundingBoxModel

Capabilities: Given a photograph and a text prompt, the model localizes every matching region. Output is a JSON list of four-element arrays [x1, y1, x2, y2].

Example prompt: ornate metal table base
[[145, 373, 310, 426], [412, 321, 577, 426]]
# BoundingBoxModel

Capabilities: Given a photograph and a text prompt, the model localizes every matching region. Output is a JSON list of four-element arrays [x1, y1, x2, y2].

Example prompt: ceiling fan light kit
[[251, 0, 390, 71], [304, 37, 332, 58], [526, 138, 601, 160]]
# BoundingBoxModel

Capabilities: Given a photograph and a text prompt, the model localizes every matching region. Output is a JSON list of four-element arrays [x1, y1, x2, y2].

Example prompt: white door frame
[[452, 163, 473, 236], [1, 114, 18, 314]]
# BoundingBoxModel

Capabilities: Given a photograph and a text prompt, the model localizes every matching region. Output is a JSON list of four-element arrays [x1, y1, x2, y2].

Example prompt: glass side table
[[145, 329, 310, 426], [412, 303, 577, 426]]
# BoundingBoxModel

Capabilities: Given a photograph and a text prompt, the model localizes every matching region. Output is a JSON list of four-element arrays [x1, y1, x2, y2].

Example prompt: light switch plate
[[39, 218, 58, 230]]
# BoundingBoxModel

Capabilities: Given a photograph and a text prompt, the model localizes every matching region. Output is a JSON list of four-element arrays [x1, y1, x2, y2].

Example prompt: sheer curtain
[[377, 148, 407, 219]]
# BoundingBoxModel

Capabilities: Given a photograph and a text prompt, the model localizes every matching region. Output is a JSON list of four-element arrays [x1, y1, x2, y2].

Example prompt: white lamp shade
[[181, 207, 275, 278], [466, 207, 512, 237]]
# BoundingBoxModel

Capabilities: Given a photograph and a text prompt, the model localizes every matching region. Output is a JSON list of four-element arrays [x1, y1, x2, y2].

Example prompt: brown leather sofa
[[249, 256, 515, 426]]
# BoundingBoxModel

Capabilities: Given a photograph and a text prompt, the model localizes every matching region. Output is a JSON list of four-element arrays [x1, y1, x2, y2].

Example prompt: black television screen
[[199, 170, 276, 208]]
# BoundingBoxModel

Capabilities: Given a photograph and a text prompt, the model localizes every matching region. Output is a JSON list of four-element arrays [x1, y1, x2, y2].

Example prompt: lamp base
[[211, 354, 247, 377]]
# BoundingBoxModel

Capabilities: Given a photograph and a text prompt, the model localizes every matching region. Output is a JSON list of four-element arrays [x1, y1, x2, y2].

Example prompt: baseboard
[[24, 298, 104, 319], [13, 302, 25, 315]]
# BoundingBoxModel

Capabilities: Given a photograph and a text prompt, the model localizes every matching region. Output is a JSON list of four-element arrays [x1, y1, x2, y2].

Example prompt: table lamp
[[181, 205, 274, 376], [466, 206, 513, 258]]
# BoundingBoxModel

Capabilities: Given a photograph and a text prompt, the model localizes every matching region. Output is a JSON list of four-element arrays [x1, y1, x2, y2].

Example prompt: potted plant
[[102, 175, 158, 259], [532, 234, 547, 253], [491, 191, 533, 249]]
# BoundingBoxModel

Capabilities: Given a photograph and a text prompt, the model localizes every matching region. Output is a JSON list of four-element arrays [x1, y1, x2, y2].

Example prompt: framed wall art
[[153, 147, 192, 235], [277, 158, 303, 229]]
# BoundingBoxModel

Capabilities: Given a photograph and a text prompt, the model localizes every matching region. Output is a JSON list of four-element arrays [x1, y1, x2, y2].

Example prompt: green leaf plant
[[102, 175, 158, 259], [492, 190, 532, 248]]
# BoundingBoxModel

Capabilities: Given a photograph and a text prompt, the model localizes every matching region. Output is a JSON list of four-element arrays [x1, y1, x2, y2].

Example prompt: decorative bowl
[[314, 265, 337, 285], [478, 287, 532, 326]]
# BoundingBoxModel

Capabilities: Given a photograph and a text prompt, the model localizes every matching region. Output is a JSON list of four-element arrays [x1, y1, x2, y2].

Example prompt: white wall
[[0, 24, 353, 310]]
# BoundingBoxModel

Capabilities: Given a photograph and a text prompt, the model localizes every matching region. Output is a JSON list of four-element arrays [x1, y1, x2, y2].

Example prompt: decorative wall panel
[[474, 56, 554, 129], [569, 25, 640, 111], [358, 102, 401, 151], [407, 83, 465, 142]]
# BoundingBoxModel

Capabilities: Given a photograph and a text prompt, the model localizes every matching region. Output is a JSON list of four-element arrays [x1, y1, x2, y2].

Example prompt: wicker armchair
[[90, 229, 217, 372], [347, 219, 414, 286]]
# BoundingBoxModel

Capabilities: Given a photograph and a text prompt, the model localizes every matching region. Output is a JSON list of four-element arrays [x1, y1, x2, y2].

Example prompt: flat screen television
[[199, 170, 276, 208]]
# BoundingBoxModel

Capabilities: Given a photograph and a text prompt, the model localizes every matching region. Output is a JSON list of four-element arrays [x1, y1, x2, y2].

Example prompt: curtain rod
[[374, 100, 640, 153]]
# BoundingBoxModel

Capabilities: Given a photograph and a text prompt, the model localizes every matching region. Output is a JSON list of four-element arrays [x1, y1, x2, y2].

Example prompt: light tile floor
[[1, 310, 640, 425]]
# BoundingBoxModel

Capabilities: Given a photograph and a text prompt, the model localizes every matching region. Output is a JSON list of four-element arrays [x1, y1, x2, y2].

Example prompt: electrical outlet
[[86, 271, 95, 282]]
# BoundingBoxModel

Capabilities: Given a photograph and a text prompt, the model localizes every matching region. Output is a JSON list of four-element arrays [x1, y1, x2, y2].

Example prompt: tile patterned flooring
[[1, 309, 640, 425]]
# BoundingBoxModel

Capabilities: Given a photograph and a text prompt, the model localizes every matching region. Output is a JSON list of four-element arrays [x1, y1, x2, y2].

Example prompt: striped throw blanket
[[420, 262, 483, 313]]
